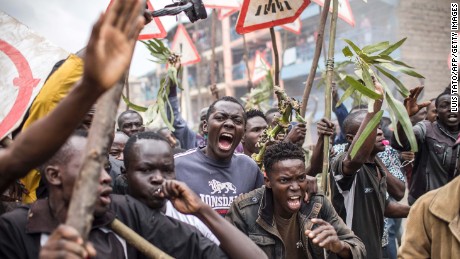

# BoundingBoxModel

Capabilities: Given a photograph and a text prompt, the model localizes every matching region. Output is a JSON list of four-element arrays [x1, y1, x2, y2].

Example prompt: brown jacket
[[399, 176, 460, 258]]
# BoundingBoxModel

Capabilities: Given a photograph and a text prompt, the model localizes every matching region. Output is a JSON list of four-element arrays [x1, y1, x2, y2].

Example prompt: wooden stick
[[110, 219, 174, 259], [66, 73, 127, 240], [209, 9, 219, 100], [300, 0, 331, 117], [269, 28, 280, 86], [321, 0, 339, 195], [242, 34, 253, 92]]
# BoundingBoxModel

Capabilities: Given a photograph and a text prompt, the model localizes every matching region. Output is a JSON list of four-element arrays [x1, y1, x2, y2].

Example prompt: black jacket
[[225, 187, 366, 259]]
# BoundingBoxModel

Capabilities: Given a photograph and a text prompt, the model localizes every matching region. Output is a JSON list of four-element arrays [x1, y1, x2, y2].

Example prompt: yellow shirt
[[20, 54, 83, 203]]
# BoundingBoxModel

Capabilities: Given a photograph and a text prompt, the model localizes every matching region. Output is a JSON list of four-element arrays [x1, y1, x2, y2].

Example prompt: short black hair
[[343, 110, 367, 135], [263, 142, 305, 174], [117, 110, 143, 129], [206, 96, 246, 122], [123, 131, 170, 170], [246, 109, 267, 122], [265, 108, 279, 117], [435, 88, 452, 108], [350, 104, 368, 113]]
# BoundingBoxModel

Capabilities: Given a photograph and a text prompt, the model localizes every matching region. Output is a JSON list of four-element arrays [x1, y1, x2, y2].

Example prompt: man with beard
[[174, 96, 264, 216], [392, 87, 459, 205], [226, 142, 366, 258]]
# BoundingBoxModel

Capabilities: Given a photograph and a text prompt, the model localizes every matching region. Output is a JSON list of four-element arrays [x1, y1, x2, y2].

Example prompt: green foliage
[[341, 38, 424, 152], [350, 110, 384, 159], [121, 39, 182, 131], [240, 70, 274, 111]]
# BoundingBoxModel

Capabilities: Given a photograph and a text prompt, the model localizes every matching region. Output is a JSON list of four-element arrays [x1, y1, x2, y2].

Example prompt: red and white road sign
[[0, 11, 69, 140], [108, 0, 167, 39], [139, 0, 167, 39], [312, 0, 355, 27], [236, 0, 311, 34], [219, 8, 239, 20], [280, 18, 302, 34], [171, 24, 201, 66], [252, 51, 271, 83], [203, 0, 240, 9]]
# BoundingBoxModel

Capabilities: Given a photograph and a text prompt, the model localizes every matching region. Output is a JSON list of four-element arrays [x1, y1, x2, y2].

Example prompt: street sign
[[312, 0, 355, 27], [280, 18, 302, 34], [139, 0, 167, 39], [236, 0, 311, 34], [252, 51, 271, 83], [0, 11, 69, 140], [219, 8, 239, 20], [171, 24, 201, 65]]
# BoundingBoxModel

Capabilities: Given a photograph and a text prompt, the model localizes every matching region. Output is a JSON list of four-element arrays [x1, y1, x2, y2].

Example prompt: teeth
[[290, 196, 299, 200], [221, 133, 233, 138]]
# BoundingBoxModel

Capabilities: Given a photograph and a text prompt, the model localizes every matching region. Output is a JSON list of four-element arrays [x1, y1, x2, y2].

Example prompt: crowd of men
[[0, 0, 459, 258]]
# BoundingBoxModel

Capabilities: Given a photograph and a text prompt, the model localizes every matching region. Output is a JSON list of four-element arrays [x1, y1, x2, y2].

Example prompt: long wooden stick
[[321, 0, 339, 195], [66, 73, 127, 240], [209, 9, 219, 99], [110, 219, 173, 259], [300, 0, 331, 117], [269, 28, 280, 86]]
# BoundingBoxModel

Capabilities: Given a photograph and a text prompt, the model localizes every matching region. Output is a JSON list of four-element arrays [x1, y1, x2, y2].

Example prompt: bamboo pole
[[299, 0, 331, 117], [321, 0, 339, 195], [110, 219, 173, 259]]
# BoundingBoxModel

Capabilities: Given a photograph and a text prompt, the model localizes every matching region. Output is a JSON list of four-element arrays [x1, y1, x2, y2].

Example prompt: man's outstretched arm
[[0, 0, 145, 193], [161, 180, 268, 259]]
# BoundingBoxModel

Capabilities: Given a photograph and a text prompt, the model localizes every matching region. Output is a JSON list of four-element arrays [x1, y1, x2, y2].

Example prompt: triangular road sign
[[203, 0, 240, 9], [236, 0, 311, 34], [171, 24, 201, 66], [252, 51, 271, 83], [139, 0, 167, 39], [311, 0, 355, 27], [280, 18, 302, 34], [219, 8, 239, 20]]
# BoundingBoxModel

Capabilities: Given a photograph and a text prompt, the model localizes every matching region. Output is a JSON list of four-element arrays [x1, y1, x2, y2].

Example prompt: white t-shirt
[[165, 201, 220, 245]]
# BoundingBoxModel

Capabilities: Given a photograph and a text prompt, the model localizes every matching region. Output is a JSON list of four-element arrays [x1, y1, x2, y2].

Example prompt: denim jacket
[[226, 187, 366, 259]]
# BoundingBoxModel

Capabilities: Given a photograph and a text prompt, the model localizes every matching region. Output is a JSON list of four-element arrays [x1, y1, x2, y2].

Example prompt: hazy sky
[[0, 0, 179, 76]]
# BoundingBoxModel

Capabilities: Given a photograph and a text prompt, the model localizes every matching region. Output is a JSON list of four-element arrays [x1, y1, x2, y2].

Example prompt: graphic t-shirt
[[175, 148, 264, 216]]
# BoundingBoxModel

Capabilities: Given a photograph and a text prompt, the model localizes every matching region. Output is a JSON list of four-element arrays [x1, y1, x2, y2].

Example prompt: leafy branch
[[341, 38, 424, 154], [240, 68, 274, 111], [122, 39, 182, 131]]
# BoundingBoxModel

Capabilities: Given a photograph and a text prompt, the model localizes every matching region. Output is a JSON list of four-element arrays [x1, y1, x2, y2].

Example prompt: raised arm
[[0, 0, 145, 193], [392, 86, 430, 150], [161, 180, 267, 259], [307, 118, 335, 176], [342, 79, 384, 176]]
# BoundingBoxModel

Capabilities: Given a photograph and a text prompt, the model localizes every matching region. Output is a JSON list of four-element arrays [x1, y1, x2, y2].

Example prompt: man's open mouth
[[218, 132, 234, 151], [287, 196, 301, 211], [448, 113, 458, 122], [99, 188, 112, 206]]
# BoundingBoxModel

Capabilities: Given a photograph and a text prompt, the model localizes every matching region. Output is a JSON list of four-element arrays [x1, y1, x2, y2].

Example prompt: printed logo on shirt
[[199, 194, 239, 216], [208, 179, 237, 194], [364, 187, 374, 193]]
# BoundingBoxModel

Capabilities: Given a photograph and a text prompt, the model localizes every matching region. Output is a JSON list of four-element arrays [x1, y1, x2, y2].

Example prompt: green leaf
[[380, 37, 407, 56], [375, 65, 410, 97], [344, 76, 382, 100], [343, 39, 362, 55], [121, 94, 148, 112], [362, 41, 390, 54], [392, 60, 414, 69], [385, 91, 418, 152], [342, 46, 353, 57], [380, 63, 424, 78], [361, 65, 375, 91], [336, 85, 355, 107], [350, 110, 384, 159]]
